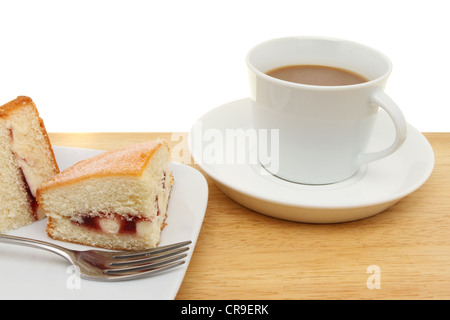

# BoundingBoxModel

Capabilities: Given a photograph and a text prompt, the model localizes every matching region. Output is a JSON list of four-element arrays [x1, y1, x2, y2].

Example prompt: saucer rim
[[188, 98, 435, 211]]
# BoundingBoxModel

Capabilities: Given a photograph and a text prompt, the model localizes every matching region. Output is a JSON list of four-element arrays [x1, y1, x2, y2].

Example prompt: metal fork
[[0, 234, 191, 282]]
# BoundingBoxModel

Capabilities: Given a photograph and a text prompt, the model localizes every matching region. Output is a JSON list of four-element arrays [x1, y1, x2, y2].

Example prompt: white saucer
[[189, 98, 434, 223]]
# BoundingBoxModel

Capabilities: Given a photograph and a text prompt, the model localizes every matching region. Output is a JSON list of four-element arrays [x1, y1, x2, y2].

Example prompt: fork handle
[[0, 234, 74, 262]]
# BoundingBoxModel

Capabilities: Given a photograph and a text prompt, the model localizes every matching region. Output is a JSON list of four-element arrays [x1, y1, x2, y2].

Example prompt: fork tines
[[111, 240, 192, 259], [102, 240, 192, 280]]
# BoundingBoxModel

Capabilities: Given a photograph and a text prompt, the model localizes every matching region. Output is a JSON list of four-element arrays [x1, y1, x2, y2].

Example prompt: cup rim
[[246, 36, 393, 91]]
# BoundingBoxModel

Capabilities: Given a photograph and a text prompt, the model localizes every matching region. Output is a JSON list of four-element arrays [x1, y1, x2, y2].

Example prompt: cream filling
[[9, 125, 46, 198]]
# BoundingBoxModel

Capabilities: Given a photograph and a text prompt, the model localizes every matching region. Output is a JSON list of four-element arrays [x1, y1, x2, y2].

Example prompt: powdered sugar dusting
[[41, 140, 166, 189]]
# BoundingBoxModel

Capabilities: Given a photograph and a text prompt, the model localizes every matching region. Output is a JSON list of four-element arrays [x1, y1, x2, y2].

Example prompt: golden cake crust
[[0, 96, 36, 117], [37, 140, 167, 196], [0, 96, 59, 173]]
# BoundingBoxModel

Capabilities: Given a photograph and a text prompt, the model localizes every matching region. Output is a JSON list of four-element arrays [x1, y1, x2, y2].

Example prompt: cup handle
[[357, 88, 407, 165]]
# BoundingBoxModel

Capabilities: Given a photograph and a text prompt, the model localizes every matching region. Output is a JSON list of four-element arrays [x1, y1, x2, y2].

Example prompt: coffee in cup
[[266, 64, 369, 86], [247, 36, 407, 184]]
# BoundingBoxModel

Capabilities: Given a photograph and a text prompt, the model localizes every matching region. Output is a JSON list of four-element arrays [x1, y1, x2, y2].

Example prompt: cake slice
[[36, 140, 173, 251], [0, 96, 59, 233]]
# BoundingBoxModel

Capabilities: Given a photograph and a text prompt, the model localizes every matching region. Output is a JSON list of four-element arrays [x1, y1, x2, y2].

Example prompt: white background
[[0, 0, 448, 132]]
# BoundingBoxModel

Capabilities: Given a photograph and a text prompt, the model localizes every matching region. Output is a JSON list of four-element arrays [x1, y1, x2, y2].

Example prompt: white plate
[[189, 98, 434, 223], [0, 146, 208, 299]]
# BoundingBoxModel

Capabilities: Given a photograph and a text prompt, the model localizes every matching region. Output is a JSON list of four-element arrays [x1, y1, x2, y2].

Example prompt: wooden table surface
[[48, 132, 450, 300]]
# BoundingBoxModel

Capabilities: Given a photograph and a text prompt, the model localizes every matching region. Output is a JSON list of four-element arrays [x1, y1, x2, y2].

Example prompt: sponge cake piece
[[0, 96, 59, 232], [37, 140, 173, 250]]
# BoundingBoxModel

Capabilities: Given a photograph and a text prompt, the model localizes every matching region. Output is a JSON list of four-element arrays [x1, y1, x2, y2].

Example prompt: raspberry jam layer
[[71, 171, 168, 235], [9, 128, 41, 220], [18, 166, 39, 220], [72, 213, 150, 235]]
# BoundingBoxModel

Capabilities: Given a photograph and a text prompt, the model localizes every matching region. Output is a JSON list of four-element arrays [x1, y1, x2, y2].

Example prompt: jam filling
[[9, 128, 39, 220], [18, 166, 39, 221], [161, 171, 166, 189], [156, 195, 160, 216], [73, 214, 148, 235], [71, 171, 168, 234]]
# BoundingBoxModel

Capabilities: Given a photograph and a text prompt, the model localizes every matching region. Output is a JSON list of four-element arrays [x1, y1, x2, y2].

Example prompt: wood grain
[[48, 132, 450, 299]]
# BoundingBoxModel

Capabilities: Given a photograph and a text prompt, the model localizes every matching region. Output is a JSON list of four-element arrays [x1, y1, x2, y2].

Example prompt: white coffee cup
[[247, 36, 407, 184]]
